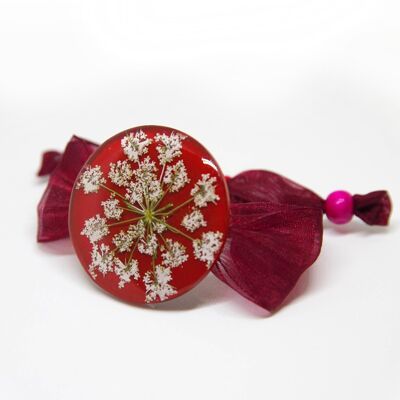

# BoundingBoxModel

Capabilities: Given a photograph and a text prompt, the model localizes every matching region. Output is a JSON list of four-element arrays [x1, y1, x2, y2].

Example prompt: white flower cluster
[[191, 174, 220, 207], [193, 231, 223, 268], [108, 160, 133, 187], [146, 180, 163, 203], [114, 258, 140, 289], [128, 220, 146, 239], [125, 181, 144, 205], [181, 209, 207, 232], [101, 198, 123, 220], [153, 220, 167, 234], [88, 243, 140, 288], [155, 132, 185, 164], [135, 156, 157, 182], [143, 265, 177, 302], [163, 160, 190, 192], [121, 129, 152, 162], [86, 220, 145, 288], [112, 230, 135, 253], [112, 220, 146, 253], [138, 233, 158, 256], [76, 165, 106, 194], [89, 243, 114, 278], [161, 239, 188, 268], [81, 215, 109, 244], [125, 156, 163, 205]]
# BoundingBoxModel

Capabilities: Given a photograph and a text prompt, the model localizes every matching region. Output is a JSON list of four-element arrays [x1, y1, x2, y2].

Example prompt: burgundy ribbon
[[37, 136, 392, 310], [37, 136, 98, 242]]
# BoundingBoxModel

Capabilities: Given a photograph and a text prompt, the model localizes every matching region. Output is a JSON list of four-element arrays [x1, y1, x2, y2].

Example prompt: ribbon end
[[36, 136, 99, 243], [353, 191, 392, 226], [37, 151, 62, 177]]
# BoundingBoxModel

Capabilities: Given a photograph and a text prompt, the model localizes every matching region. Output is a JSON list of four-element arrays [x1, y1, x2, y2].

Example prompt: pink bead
[[325, 190, 354, 224]]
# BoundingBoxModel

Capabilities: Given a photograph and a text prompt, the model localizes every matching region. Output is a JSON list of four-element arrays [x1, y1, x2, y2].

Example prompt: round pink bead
[[325, 190, 354, 224]]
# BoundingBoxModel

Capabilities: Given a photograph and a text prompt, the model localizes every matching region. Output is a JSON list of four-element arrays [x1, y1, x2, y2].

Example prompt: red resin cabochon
[[69, 126, 229, 304]]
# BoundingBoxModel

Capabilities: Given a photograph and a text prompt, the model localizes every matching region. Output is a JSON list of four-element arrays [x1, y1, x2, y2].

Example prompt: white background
[[0, 1, 399, 399]]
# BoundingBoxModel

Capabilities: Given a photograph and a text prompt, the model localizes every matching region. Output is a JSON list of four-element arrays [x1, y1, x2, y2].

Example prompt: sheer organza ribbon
[[37, 136, 392, 311]]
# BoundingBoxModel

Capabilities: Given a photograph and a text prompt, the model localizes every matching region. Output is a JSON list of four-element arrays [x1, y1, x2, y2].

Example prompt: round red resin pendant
[[69, 126, 229, 304]]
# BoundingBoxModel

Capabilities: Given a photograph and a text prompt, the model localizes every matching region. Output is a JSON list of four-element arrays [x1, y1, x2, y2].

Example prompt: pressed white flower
[[191, 174, 220, 207], [138, 233, 158, 256], [81, 215, 109, 244], [125, 181, 144, 205], [163, 160, 190, 192], [181, 209, 207, 232], [114, 258, 140, 288], [121, 130, 152, 162], [127, 220, 146, 239], [76, 165, 106, 194], [88, 243, 114, 279], [101, 198, 123, 220], [152, 220, 167, 234], [108, 160, 133, 187], [155, 132, 185, 164], [112, 230, 134, 253], [134, 156, 157, 183], [193, 231, 223, 268], [129, 157, 162, 203], [161, 239, 188, 268], [147, 179, 163, 202], [143, 265, 177, 302]]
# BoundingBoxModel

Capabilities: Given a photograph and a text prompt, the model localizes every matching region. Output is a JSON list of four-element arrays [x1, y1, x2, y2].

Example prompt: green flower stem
[[154, 202, 174, 215], [159, 233, 171, 252], [151, 255, 157, 282], [152, 182, 173, 210], [120, 206, 139, 212], [100, 184, 127, 202], [107, 216, 143, 228], [100, 184, 144, 215], [126, 204, 145, 214], [159, 163, 166, 184], [151, 237, 159, 281], [128, 237, 140, 264], [110, 245, 120, 255], [164, 196, 194, 216], [154, 218, 194, 242], [143, 185, 150, 210]]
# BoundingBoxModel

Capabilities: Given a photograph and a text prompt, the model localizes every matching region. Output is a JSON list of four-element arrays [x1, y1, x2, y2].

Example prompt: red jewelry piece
[[69, 126, 229, 304], [37, 126, 392, 311]]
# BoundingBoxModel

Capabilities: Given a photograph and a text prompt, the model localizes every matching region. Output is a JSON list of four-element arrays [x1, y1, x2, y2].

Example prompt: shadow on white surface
[[36, 238, 321, 317], [37, 238, 75, 255], [37, 239, 235, 312], [36, 216, 393, 317], [323, 218, 396, 236], [151, 274, 236, 312], [37, 239, 270, 315]]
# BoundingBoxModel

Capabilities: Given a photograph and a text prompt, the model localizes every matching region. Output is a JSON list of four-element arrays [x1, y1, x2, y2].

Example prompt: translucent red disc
[[69, 125, 229, 304]]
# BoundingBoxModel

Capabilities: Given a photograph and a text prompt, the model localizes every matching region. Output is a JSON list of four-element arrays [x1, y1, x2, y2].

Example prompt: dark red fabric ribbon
[[37, 136, 392, 310], [37, 136, 98, 242], [214, 170, 391, 310]]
